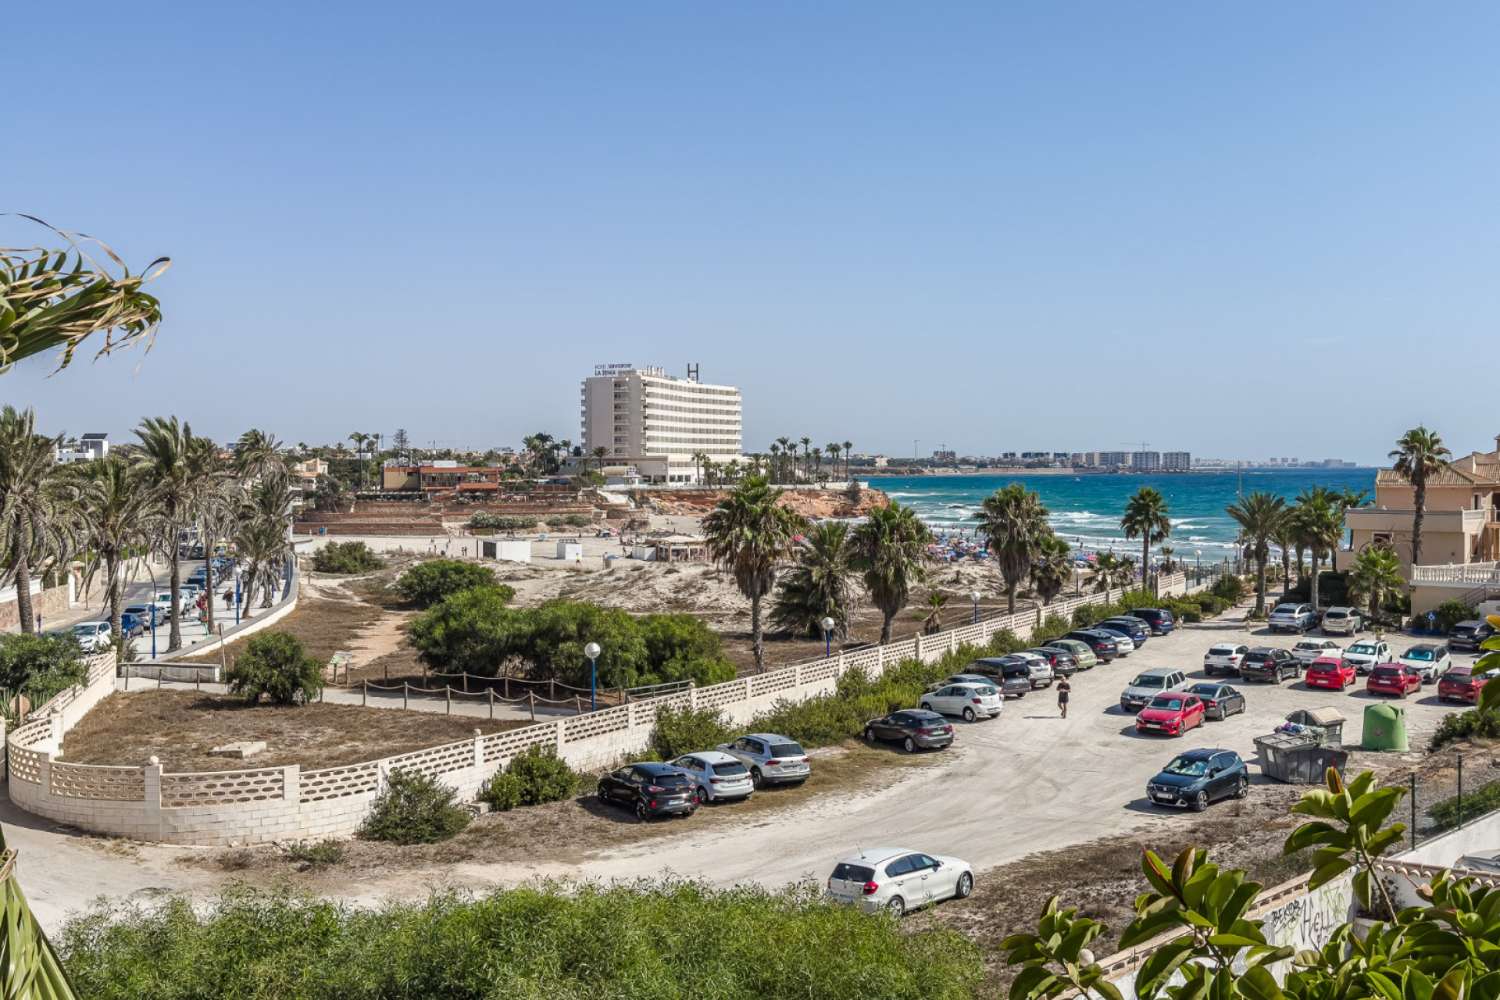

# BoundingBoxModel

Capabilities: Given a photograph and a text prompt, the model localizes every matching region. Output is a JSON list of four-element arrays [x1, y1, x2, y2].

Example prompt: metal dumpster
[[1253, 731, 1350, 784], [1282, 707, 1346, 748]]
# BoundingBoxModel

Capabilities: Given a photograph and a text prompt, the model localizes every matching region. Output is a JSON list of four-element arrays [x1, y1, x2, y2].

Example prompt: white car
[[1098, 629, 1136, 655], [670, 751, 754, 804], [825, 847, 974, 917], [1291, 639, 1343, 665], [1320, 607, 1363, 636], [1204, 643, 1249, 677], [69, 621, 112, 652], [1398, 644, 1452, 684], [919, 681, 1003, 721], [1344, 640, 1394, 675], [1011, 651, 1054, 688], [715, 733, 811, 787], [150, 591, 178, 620]]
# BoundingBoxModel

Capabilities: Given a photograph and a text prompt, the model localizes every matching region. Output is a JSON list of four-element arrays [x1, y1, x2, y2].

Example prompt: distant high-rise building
[[1162, 451, 1191, 471], [580, 364, 741, 483], [1131, 451, 1161, 471], [1097, 451, 1128, 467], [932, 449, 957, 463]]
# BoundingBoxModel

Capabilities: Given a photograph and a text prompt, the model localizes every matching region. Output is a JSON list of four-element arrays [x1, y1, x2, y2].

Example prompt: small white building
[[56, 432, 109, 464], [479, 539, 531, 565], [555, 540, 583, 562]]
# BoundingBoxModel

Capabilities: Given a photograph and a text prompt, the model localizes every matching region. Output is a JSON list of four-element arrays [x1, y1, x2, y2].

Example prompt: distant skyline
[[5, 3, 1497, 465]]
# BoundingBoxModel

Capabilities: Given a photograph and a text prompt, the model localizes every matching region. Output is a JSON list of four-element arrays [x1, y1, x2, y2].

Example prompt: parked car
[[123, 604, 157, 631], [1135, 692, 1207, 736], [596, 762, 698, 821], [1095, 628, 1137, 655], [1320, 607, 1363, 636], [1343, 639, 1394, 675], [1099, 616, 1150, 646], [919, 681, 1003, 722], [1044, 638, 1098, 670], [1025, 647, 1078, 677], [117, 611, 146, 638], [1005, 651, 1053, 689], [967, 658, 1032, 698], [863, 710, 955, 753], [716, 733, 811, 787], [1449, 620, 1497, 653], [1439, 665, 1500, 704], [670, 751, 754, 804], [825, 847, 974, 916], [1305, 656, 1357, 691], [1239, 647, 1300, 683], [1063, 630, 1119, 662], [1268, 603, 1318, 634], [1203, 643, 1249, 677], [1398, 644, 1452, 684], [1291, 638, 1343, 665], [150, 591, 177, 619], [1367, 664, 1422, 698], [1145, 748, 1250, 811], [1128, 608, 1176, 635], [1119, 668, 1188, 713], [1185, 682, 1246, 720], [925, 672, 997, 693], [70, 621, 112, 652]]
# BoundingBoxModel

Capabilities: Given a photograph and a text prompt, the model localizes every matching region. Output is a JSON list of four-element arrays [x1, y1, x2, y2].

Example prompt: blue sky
[[5, 2, 1497, 463]]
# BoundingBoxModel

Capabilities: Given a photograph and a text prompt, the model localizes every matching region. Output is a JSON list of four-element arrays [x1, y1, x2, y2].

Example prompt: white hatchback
[[1398, 644, 1452, 683], [825, 847, 974, 917], [919, 682, 1003, 721], [70, 621, 112, 652], [1292, 639, 1343, 665], [670, 751, 754, 804], [1204, 643, 1249, 677]]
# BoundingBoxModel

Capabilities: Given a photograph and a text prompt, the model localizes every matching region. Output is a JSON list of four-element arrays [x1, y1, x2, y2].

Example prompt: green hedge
[[310, 541, 383, 574], [1428, 779, 1500, 831]]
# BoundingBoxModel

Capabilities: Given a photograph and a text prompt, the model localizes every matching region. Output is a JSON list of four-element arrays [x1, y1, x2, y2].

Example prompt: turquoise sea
[[872, 468, 1377, 561]]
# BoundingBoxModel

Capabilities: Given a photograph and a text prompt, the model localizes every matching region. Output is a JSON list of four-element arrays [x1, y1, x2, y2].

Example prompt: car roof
[[1455, 620, 1482, 628], [633, 761, 685, 774], [1325, 607, 1353, 613], [1136, 667, 1181, 677], [1173, 747, 1233, 761], [72, 621, 108, 628], [1310, 656, 1345, 664], [838, 846, 916, 865], [1247, 646, 1279, 654], [678, 750, 740, 765], [1188, 681, 1226, 689], [741, 732, 795, 743]]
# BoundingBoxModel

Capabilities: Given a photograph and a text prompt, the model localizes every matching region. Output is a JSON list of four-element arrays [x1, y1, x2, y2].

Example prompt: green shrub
[[479, 745, 581, 812], [1210, 574, 1244, 603], [311, 541, 383, 574], [468, 513, 536, 532], [638, 614, 737, 687], [406, 586, 527, 675], [649, 705, 734, 760], [1433, 600, 1479, 635], [284, 839, 345, 868], [0, 632, 87, 708], [359, 769, 470, 844], [58, 883, 985, 999], [1428, 779, 1500, 831], [1430, 708, 1500, 750], [1035, 613, 1072, 644], [395, 559, 505, 608], [546, 513, 593, 528], [225, 632, 323, 706]]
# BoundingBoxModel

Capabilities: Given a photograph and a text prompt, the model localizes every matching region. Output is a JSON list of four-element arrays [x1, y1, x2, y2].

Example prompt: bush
[[468, 513, 536, 532], [1210, 574, 1244, 603], [1433, 600, 1478, 635], [545, 514, 592, 528], [395, 559, 506, 608], [649, 705, 734, 760], [311, 541, 383, 574], [637, 613, 736, 687], [1428, 779, 1500, 831], [0, 632, 87, 708], [284, 839, 345, 868], [359, 769, 470, 844], [225, 632, 323, 706], [1430, 707, 1500, 750], [1035, 613, 1073, 644], [59, 883, 984, 1000], [479, 745, 582, 811], [406, 586, 528, 675]]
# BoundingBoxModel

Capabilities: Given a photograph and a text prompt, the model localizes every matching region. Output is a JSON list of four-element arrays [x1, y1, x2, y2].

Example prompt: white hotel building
[[579, 365, 743, 484]]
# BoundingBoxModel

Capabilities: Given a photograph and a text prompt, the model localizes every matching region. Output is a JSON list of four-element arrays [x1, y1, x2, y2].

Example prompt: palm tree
[[842, 441, 853, 479], [850, 502, 933, 643], [235, 428, 284, 480], [591, 446, 609, 474], [1030, 533, 1073, 606], [799, 436, 812, 478], [1390, 426, 1451, 568], [918, 592, 948, 634], [1121, 487, 1171, 594], [975, 484, 1050, 613], [1160, 546, 1175, 573], [1090, 553, 1123, 594], [702, 477, 806, 671], [134, 416, 200, 651], [1226, 492, 1288, 616], [691, 451, 708, 485], [768, 443, 783, 484], [825, 443, 842, 479], [236, 470, 293, 612], [1348, 542, 1403, 625], [74, 454, 152, 642], [348, 432, 369, 488], [0, 407, 82, 633], [1335, 486, 1371, 566], [770, 520, 856, 639], [191, 438, 241, 631], [1293, 488, 1343, 610], [1271, 512, 1297, 596], [811, 447, 823, 480]]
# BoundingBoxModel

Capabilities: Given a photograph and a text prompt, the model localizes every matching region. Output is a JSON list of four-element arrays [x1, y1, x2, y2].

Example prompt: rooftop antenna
[[686, 363, 700, 383]]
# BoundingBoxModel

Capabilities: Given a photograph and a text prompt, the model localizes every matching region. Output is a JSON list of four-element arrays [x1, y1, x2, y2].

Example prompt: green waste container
[[1361, 703, 1409, 752]]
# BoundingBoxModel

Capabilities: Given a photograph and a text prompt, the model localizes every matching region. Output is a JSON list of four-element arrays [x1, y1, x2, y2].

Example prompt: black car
[[1099, 616, 1150, 646], [969, 657, 1033, 698], [597, 762, 699, 821], [1025, 647, 1078, 677], [1064, 629, 1119, 662], [1239, 647, 1300, 683], [864, 710, 954, 753], [1128, 608, 1176, 635], [1185, 682, 1246, 720], [1449, 620, 1497, 653], [1146, 748, 1249, 811]]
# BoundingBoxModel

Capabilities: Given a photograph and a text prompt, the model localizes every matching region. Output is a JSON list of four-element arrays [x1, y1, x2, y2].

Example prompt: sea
[[872, 468, 1377, 562]]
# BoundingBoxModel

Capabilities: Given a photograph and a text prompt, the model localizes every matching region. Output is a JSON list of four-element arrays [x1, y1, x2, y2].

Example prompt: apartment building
[[579, 365, 743, 484], [1096, 451, 1128, 468], [56, 432, 109, 464], [1130, 451, 1161, 471], [1162, 451, 1191, 471]]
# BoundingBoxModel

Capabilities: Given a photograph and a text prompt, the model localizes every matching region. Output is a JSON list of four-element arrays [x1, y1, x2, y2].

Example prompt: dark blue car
[[1128, 608, 1176, 635], [1145, 748, 1248, 811], [1099, 616, 1150, 646], [118, 611, 146, 637]]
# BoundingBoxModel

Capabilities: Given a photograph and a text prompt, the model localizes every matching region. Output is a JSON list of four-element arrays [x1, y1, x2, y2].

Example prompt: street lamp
[[970, 591, 981, 624], [233, 563, 244, 625], [820, 617, 836, 657], [584, 641, 601, 711], [1195, 548, 1202, 581]]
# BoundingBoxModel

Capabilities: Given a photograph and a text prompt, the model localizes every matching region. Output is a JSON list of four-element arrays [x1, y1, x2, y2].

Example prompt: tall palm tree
[[235, 428, 285, 480], [702, 477, 806, 671], [591, 445, 609, 474], [1293, 487, 1343, 609], [1271, 512, 1297, 596], [825, 443, 842, 479], [1348, 542, 1403, 625], [842, 440, 853, 479], [1226, 492, 1287, 616], [811, 447, 823, 480], [191, 438, 241, 630], [850, 502, 933, 643], [1121, 487, 1171, 594], [1160, 546, 1175, 573], [74, 454, 152, 642], [768, 443, 783, 484], [918, 592, 949, 635], [1091, 553, 1125, 593], [134, 416, 200, 651], [1390, 426, 1451, 568], [1030, 533, 1073, 606], [236, 470, 293, 612], [770, 520, 856, 639], [975, 484, 1050, 613], [799, 436, 812, 478], [0, 407, 82, 633]]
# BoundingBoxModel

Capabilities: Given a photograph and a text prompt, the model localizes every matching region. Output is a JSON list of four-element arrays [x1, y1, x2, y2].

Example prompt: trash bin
[[1254, 732, 1351, 784], [1283, 707, 1345, 748], [1361, 703, 1409, 752]]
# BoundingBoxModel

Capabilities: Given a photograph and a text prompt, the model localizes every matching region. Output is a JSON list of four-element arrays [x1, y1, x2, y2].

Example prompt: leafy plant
[[467, 513, 536, 532], [770, 520, 856, 639], [648, 705, 734, 760], [225, 631, 323, 706], [1432, 599, 1478, 635], [283, 839, 345, 868], [478, 746, 581, 812], [359, 769, 470, 844], [395, 559, 503, 607], [851, 502, 932, 643], [977, 484, 1050, 614], [702, 476, 807, 672], [311, 541, 383, 574], [0, 633, 87, 708]]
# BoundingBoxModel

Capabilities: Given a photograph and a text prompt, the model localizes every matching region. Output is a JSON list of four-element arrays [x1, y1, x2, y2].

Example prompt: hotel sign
[[594, 363, 634, 375]]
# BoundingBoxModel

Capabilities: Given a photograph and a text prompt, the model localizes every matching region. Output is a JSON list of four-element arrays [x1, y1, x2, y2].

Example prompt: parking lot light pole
[[821, 617, 836, 657], [234, 565, 242, 625], [584, 641, 601, 711], [970, 591, 981, 624]]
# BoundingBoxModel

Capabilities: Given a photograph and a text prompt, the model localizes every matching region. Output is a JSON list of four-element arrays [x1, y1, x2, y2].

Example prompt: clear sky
[[5, 2, 1498, 464]]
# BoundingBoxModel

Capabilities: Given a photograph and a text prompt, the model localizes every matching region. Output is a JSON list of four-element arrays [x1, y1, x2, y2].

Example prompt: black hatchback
[[597, 762, 699, 821], [1064, 630, 1119, 662], [864, 710, 954, 753]]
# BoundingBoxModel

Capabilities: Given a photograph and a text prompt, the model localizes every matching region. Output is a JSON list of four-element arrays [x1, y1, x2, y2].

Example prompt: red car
[[1135, 693, 1206, 736], [1438, 666, 1499, 704], [1305, 656, 1356, 691], [1367, 664, 1422, 698]]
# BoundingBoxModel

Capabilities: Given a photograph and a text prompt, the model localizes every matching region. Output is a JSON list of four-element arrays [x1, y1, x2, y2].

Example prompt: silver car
[[1120, 668, 1188, 712], [671, 750, 754, 804], [919, 682, 1003, 722], [1320, 607, 1363, 636], [716, 733, 810, 788], [1269, 603, 1318, 634], [825, 847, 974, 917], [1291, 639, 1342, 665]]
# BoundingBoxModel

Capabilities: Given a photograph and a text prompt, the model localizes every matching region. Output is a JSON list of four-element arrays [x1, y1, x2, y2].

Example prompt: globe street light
[[584, 641, 602, 711], [970, 591, 981, 624], [820, 617, 836, 657]]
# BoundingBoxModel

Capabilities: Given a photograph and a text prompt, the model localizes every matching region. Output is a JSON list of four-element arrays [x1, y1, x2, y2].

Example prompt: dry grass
[[180, 597, 386, 670], [62, 690, 522, 771]]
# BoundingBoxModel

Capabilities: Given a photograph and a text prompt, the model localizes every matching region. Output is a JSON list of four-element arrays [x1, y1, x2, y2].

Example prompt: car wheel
[[750, 767, 764, 788], [919, 702, 932, 712], [635, 801, 649, 822], [962, 707, 976, 722], [955, 872, 974, 898], [694, 786, 707, 805], [863, 727, 876, 743], [903, 737, 917, 754], [1192, 790, 1208, 812], [1235, 776, 1249, 799], [887, 895, 906, 918]]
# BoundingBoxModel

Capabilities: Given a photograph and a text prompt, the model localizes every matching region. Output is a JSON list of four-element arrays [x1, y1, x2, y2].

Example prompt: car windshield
[[831, 863, 875, 882], [1188, 685, 1219, 696], [1372, 667, 1400, 679], [1131, 675, 1165, 688], [1149, 696, 1185, 710], [712, 762, 748, 776], [1349, 644, 1376, 655], [769, 742, 805, 757], [1163, 757, 1209, 777], [1404, 649, 1434, 661], [1273, 605, 1299, 615], [1209, 646, 1236, 655]]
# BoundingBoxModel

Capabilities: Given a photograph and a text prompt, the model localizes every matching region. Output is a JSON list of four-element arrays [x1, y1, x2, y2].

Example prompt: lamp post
[[584, 641, 601, 711], [820, 617, 836, 658], [970, 591, 981, 624], [1195, 548, 1202, 582], [233, 565, 243, 625], [145, 563, 159, 660]]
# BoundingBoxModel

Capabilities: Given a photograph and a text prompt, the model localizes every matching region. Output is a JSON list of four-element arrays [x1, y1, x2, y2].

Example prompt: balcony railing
[[1411, 562, 1500, 586]]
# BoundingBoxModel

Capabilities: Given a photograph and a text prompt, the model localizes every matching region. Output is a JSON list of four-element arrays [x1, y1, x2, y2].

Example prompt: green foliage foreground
[[59, 882, 983, 1000]]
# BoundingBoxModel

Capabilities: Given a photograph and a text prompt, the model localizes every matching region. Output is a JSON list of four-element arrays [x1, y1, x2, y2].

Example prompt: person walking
[[1056, 676, 1071, 719]]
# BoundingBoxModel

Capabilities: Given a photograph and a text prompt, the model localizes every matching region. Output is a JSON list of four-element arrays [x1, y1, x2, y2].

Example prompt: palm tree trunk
[[1310, 550, 1321, 609], [1142, 538, 1151, 595], [204, 552, 216, 631], [1255, 556, 1268, 616], [1006, 581, 1017, 615], [242, 561, 258, 619], [881, 609, 895, 644], [167, 547, 182, 651], [750, 591, 764, 673], [1412, 480, 1426, 568], [106, 552, 124, 640], [13, 548, 35, 634], [1280, 549, 1291, 598]]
